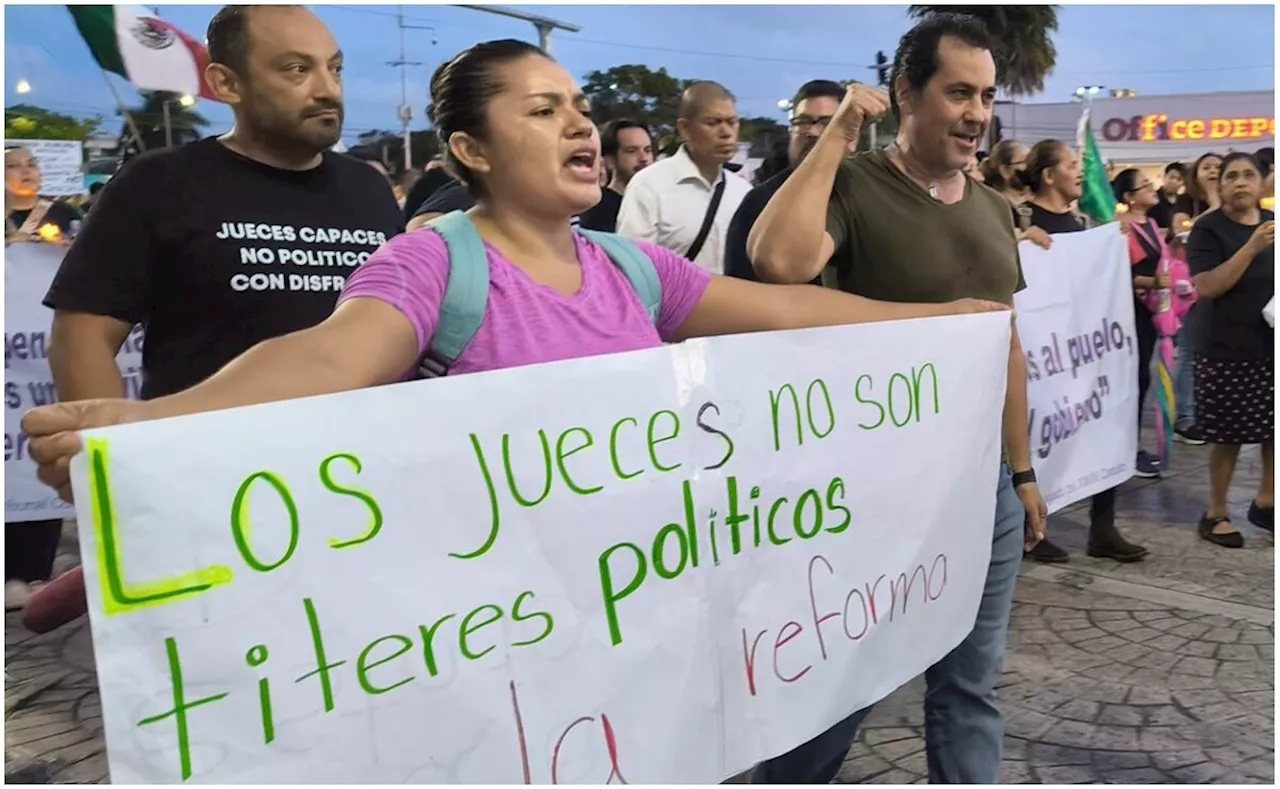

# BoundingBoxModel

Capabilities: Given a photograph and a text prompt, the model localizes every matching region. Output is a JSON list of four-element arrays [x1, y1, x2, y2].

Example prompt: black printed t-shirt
[[44, 138, 404, 399], [1187, 208, 1275, 360]]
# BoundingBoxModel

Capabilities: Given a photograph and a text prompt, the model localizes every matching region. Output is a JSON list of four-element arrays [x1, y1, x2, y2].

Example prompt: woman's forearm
[[774, 283, 985, 331], [142, 300, 419, 421], [1193, 246, 1256, 299]]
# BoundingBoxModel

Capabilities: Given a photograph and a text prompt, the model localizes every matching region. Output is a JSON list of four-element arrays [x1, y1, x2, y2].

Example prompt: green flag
[[1076, 110, 1116, 224]]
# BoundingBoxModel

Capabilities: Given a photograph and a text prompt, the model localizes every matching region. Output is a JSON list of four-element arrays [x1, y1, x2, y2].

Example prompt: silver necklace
[[889, 144, 940, 199]]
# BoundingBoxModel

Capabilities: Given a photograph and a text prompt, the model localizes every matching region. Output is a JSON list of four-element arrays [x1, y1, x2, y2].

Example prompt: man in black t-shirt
[[578, 120, 654, 232], [407, 178, 475, 230], [724, 80, 849, 284], [44, 6, 402, 403]]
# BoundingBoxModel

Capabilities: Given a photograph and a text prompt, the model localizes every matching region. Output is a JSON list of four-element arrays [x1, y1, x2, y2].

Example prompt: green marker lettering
[[598, 541, 647, 646], [912, 363, 941, 416], [86, 438, 233, 617], [418, 613, 456, 677], [356, 635, 415, 695], [454, 434, 502, 560], [137, 636, 229, 782], [510, 590, 555, 647], [769, 383, 803, 451], [825, 476, 852, 535], [608, 417, 642, 480], [502, 430, 554, 507], [555, 427, 603, 495], [320, 453, 385, 550], [854, 374, 886, 429], [458, 604, 504, 660], [646, 410, 682, 472], [230, 470, 299, 573], [294, 597, 346, 712]]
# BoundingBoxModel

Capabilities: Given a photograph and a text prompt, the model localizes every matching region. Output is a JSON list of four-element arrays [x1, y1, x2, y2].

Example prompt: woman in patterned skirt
[[1186, 152, 1275, 548]]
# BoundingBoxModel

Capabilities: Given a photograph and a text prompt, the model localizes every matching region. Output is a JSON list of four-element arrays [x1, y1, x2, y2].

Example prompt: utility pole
[[387, 6, 435, 173], [453, 5, 580, 54], [865, 50, 890, 150]]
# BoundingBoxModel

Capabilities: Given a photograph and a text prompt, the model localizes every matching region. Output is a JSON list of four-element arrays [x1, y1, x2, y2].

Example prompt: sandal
[[1199, 514, 1244, 548]]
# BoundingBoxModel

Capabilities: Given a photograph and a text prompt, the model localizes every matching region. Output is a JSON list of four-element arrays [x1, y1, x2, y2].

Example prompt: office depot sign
[[1102, 114, 1275, 143]]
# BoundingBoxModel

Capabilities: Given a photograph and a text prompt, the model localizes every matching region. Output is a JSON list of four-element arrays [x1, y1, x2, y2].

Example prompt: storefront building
[[996, 90, 1274, 173]]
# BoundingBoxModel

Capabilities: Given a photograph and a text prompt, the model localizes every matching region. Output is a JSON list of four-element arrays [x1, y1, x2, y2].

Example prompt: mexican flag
[[67, 5, 218, 100], [1076, 108, 1116, 224]]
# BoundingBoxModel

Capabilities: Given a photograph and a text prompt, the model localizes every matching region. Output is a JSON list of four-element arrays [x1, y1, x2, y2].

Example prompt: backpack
[[1131, 217, 1197, 336], [417, 210, 664, 378]]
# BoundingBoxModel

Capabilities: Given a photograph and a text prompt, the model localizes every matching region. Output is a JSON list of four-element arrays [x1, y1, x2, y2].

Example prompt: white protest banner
[[6, 138, 85, 196], [1014, 223, 1138, 512], [5, 242, 144, 521], [71, 312, 1012, 784]]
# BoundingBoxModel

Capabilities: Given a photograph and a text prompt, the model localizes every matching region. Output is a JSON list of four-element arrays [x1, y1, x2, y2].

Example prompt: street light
[[777, 98, 793, 116], [162, 95, 197, 148], [15, 79, 31, 94], [1073, 85, 1104, 105]]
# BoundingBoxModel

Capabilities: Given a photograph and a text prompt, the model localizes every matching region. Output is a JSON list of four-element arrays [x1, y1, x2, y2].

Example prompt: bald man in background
[[615, 81, 751, 274]]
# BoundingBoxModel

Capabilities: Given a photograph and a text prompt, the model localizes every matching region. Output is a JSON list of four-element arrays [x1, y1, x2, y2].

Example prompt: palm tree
[[118, 90, 210, 155], [907, 6, 1059, 98]]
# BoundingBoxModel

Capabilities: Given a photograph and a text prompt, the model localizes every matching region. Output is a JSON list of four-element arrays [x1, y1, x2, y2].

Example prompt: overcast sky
[[5, 3, 1274, 142]]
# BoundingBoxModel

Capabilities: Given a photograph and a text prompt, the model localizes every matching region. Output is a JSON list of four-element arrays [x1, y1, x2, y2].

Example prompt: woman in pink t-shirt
[[19, 41, 1005, 631]]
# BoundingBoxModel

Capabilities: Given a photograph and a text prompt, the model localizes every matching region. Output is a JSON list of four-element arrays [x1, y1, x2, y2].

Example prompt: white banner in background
[[1014, 224, 1139, 511], [5, 242, 144, 521], [7, 138, 85, 196], [72, 312, 1012, 784]]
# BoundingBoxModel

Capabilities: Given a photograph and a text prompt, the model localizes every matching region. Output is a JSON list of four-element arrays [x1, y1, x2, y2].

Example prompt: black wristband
[[1011, 469, 1037, 488]]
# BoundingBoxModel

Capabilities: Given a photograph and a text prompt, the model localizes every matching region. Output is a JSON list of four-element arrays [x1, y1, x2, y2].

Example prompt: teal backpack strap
[[419, 211, 489, 377], [578, 229, 663, 324]]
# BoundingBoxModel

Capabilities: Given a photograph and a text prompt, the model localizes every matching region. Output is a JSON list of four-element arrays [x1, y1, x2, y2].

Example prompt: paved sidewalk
[[5, 443, 1274, 784]]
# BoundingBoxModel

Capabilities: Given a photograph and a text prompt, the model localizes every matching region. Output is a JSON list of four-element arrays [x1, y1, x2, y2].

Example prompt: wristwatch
[[1011, 469, 1037, 488]]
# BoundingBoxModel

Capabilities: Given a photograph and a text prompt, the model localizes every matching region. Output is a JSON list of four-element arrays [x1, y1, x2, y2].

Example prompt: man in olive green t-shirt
[[747, 13, 1047, 785]]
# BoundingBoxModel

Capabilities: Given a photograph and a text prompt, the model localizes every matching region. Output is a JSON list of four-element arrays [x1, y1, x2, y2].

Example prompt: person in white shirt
[[615, 81, 751, 274]]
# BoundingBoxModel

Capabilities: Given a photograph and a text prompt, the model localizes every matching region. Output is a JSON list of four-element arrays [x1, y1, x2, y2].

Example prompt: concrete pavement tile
[[1026, 742, 1093, 765], [1097, 704, 1144, 726], [835, 752, 892, 782], [860, 726, 918, 745], [861, 767, 922, 784], [1171, 760, 1232, 782], [1150, 748, 1210, 770], [1036, 764, 1100, 783], [1090, 751, 1151, 770], [997, 759, 1035, 783], [1089, 725, 1143, 752], [1101, 766, 1168, 783]]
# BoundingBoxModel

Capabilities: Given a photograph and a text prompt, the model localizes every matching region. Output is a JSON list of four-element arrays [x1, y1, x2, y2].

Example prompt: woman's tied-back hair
[[428, 39, 549, 199], [980, 140, 1023, 191], [1013, 139, 1069, 195], [1111, 168, 1143, 203]]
